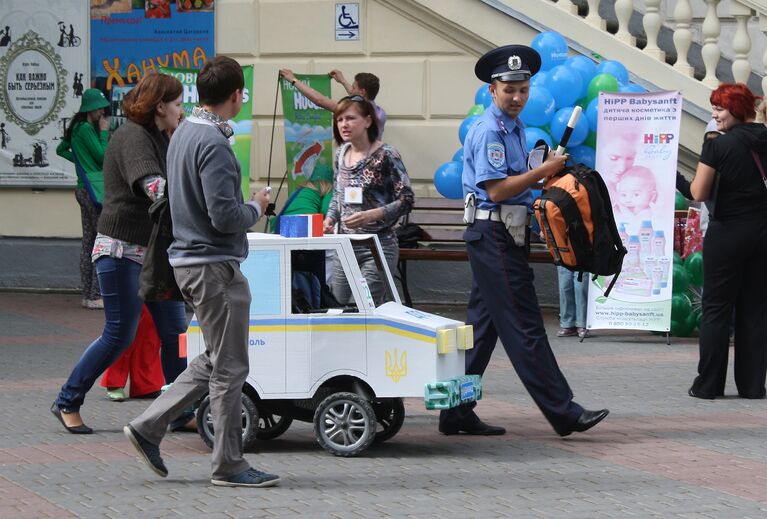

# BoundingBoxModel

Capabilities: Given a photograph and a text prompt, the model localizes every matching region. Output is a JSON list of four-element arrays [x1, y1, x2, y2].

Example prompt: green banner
[[161, 66, 253, 199], [280, 75, 334, 194]]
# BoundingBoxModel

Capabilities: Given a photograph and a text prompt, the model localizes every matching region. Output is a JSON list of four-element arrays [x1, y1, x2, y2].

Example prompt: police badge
[[508, 55, 522, 71]]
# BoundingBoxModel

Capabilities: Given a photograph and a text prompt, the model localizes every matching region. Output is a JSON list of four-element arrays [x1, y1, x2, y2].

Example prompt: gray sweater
[[167, 117, 259, 266]]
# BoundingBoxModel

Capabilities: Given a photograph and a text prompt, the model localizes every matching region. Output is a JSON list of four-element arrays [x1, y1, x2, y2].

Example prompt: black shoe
[[211, 468, 281, 488], [439, 419, 506, 436], [688, 387, 715, 400], [124, 424, 168, 478], [50, 402, 93, 434], [560, 409, 609, 437]]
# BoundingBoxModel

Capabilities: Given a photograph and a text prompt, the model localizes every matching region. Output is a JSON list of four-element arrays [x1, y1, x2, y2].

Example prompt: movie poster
[[586, 91, 683, 333], [280, 75, 334, 194], [0, 0, 88, 187], [90, 0, 214, 113]]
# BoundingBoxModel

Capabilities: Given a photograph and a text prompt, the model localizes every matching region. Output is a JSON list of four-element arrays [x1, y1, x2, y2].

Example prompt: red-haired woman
[[52, 73, 188, 433], [689, 83, 767, 400]]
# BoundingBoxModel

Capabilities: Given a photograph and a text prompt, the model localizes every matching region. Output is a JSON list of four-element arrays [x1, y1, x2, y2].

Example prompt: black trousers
[[440, 219, 583, 435], [691, 218, 767, 398]]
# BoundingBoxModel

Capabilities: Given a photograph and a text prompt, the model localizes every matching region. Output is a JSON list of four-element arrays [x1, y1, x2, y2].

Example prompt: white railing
[[555, 0, 767, 95]]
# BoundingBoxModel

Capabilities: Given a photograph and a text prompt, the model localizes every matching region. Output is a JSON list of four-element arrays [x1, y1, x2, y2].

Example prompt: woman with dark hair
[[688, 83, 767, 400], [56, 88, 110, 309], [52, 73, 188, 433], [323, 95, 414, 305]]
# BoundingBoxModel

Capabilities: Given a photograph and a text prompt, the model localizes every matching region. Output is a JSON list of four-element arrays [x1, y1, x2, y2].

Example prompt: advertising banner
[[586, 90, 683, 332], [90, 0, 214, 103], [280, 75, 334, 194], [0, 0, 88, 187], [161, 65, 253, 198]]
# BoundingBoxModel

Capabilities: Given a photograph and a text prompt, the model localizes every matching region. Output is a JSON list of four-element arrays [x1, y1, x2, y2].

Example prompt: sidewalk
[[1, 292, 765, 518]]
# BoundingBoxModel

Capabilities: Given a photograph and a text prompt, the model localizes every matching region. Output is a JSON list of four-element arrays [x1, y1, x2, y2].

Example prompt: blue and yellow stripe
[[188, 317, 437, 344]]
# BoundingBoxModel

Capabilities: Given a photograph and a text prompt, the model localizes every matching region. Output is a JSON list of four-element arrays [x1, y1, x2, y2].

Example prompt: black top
[[700, 123, 767, 221]]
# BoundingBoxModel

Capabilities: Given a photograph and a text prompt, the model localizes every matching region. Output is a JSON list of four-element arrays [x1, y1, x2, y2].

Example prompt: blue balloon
[[531, 31, 568, 71], [568, 145, 596, 169], [530, 70, 548, 89], [459, 115, 480, 145], [565, 56, 597, 97], [434, 161, 464, 199], [542, 65, 582, 109], [519, 86, 556, 127], [549, 106, 589, 147], [619, 83, 647, 93], [596, 60, 629, 85], [524, 127, 553, 152], [586, 97, 599, 133], [452, 147, 464, 164], [474, 84, 493, 108]]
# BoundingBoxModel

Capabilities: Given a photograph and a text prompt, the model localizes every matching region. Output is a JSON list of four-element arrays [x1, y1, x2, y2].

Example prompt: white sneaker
[[82, 299, 104, 309]]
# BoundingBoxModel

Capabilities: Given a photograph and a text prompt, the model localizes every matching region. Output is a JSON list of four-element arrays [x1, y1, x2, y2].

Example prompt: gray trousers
[[129, 260, 251, 479], [331, 237, 398, 306]]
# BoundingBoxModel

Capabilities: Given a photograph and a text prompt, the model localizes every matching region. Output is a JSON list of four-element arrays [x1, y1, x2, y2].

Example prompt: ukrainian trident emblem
[[385, 348, 408, 382]]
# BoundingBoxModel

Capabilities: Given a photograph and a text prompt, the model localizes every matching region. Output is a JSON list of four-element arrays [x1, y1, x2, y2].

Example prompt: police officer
[[439, 45, 609, 437]]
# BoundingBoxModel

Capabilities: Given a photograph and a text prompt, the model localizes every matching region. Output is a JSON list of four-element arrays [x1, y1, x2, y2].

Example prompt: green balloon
[[675, 191, 689, 211], [587, 73, 619, 102], [467, 104, 485, 117], [575, 97, 588, 109], [684, 251, 703, 286], [584, 131, 597, 149], [671, 317, 695, 337], [686, 310, 699, 333], [671, 292, 692, 321], [673, 251, 683, 266], [672, 263, 690, 294]]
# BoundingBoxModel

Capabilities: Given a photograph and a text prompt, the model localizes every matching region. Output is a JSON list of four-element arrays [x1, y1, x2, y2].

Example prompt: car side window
[[289, 248, 358, 314]]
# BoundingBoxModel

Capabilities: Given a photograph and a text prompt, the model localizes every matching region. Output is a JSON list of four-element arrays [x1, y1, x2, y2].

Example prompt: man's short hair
[[197, 56, 244, 106], [354, 72, 380, 100]]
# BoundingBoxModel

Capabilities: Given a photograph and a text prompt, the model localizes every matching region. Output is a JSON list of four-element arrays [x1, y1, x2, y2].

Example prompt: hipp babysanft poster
[[587, 90, 682, 333], [280, 75, 334, 194], [90, 0, 214, 102], [0, 0, 88, 187], [161, 66, 253, 198]]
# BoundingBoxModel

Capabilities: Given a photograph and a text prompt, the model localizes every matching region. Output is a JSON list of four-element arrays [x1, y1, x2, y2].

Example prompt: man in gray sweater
[[124, 56, 279, 488]]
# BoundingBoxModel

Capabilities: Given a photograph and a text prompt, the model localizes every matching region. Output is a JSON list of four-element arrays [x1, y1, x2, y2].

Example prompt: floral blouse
[[327, 143, 415, 241]]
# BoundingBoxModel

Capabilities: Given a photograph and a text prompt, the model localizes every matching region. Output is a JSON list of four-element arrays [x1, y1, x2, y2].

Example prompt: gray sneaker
[[211, 468, 281, 488]]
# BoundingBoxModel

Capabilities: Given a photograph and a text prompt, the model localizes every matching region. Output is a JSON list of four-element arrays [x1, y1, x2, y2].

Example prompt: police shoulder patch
[[487, 142, 505, 168]]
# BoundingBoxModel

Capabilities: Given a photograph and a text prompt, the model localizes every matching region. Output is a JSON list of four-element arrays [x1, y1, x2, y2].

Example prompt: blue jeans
[[56, 257, 187, 412], [557, 266, 589, 328]]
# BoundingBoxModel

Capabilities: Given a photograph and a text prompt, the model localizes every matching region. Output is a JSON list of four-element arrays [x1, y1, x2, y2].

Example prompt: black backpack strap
[[537, 199, 563, 265]]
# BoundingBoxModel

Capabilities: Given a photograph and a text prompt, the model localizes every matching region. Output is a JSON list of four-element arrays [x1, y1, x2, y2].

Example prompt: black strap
[[750, 150, 767, 182], [538, 199, 563, 265]]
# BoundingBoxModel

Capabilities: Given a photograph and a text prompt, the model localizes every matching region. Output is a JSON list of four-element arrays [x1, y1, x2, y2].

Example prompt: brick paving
[[1, 292, 766, 518]]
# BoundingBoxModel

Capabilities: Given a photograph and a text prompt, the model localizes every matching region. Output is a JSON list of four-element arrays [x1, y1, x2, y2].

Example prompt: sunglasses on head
[[340, 95, 366, 102]]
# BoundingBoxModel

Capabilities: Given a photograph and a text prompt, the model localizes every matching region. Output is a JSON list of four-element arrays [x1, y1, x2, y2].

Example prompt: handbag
[[72, 150, 103, 211], [138, 193, 183, 301]]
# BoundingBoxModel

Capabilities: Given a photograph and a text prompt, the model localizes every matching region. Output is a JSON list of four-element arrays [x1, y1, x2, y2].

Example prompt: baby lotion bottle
[[652, 230, 666, 257], [638, 220, 653, 262], [659, 256, 671, 287], [619, 223, 629, 248], [627, 236, 640, 270], [652, 265, 664, 295], [644, 256, 657, 278]]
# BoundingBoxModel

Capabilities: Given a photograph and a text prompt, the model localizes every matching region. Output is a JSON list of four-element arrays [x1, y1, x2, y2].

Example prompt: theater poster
[[91, 0, 214, 110], [586, 90, 682, 333], [0, 0, 87, 187], [280, 75, 334, 194], [161, 65, 253, 198]]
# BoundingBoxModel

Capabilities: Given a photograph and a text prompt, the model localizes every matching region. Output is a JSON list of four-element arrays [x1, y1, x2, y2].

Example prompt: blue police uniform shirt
[[462, 102, 533, 211]]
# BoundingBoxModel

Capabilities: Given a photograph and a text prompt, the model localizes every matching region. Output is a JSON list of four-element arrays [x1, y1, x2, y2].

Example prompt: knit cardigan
[[98, 120, 169, 246]]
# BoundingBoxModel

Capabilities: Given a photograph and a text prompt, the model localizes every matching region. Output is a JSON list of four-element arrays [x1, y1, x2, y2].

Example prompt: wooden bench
[[396, 197, 553, 306]]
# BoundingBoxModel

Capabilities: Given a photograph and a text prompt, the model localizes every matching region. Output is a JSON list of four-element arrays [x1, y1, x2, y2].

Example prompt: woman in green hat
[[57, 88, 110, 310]]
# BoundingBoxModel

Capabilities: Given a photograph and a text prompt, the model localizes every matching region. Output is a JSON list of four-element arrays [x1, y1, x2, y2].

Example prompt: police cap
[[475, 45, 541, 83]]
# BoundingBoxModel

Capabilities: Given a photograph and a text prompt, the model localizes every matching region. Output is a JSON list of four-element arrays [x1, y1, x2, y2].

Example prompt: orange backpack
[[533, 162, 626, 296]]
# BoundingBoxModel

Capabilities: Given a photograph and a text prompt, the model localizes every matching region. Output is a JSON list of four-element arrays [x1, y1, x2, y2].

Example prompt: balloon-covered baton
[[554, 105, 582, 156]]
